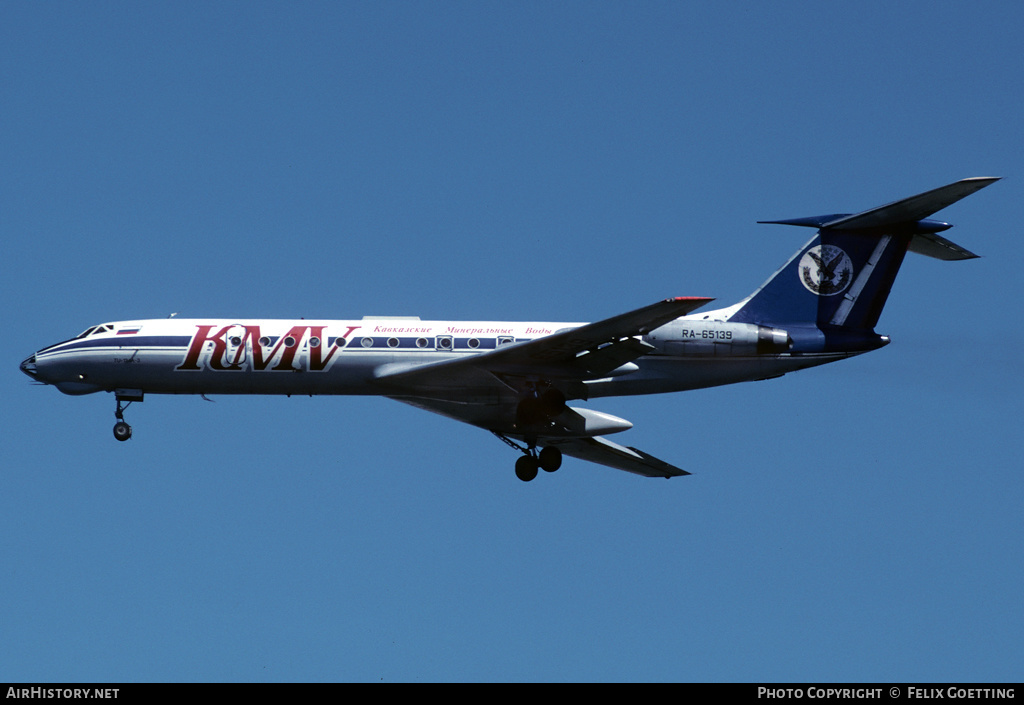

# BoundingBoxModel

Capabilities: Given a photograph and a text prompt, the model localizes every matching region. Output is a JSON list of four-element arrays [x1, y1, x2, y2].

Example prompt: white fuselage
[[25, 313, 847, 401]]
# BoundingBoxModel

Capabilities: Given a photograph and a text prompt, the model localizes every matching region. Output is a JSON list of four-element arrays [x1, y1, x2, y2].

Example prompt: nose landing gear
[[112, 390, 143, 442], [113, 398, 133, 441]]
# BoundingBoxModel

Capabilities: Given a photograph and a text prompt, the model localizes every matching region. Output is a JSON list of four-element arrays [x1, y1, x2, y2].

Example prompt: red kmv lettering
[[177, 324, 360, 372], [176, 325, 228, 371]]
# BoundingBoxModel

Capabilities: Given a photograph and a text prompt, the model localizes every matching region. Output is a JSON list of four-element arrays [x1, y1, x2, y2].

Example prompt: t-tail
[[725, 177, 999, 353]]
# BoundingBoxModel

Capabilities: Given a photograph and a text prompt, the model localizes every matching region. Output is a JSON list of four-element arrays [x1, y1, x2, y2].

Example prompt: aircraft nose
[[20, 354, 38, 379]]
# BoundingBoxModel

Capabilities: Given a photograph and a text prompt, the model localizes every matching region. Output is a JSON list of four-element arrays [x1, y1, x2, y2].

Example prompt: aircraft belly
[[39, 343, 854, 401], [585, 353, 854, 398]]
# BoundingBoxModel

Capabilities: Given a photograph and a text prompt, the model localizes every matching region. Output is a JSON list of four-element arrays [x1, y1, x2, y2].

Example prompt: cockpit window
[[74, 324, 114, 339]]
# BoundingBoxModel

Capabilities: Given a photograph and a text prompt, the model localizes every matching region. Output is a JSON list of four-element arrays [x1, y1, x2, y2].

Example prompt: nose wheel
[[113, 420, 132, 441]]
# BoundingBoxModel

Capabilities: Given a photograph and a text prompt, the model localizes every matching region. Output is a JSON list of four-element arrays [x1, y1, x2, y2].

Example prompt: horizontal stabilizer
[[907, 232, 979, 260], [757, 177, 998, 261], [820, 177, 999, 231]]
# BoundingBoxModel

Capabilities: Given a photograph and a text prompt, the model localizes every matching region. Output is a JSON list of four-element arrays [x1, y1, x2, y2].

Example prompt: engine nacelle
[[646, 320, 792, 356], [756, 325, 792, 354], [557, 407, 633, 438], [514, 397, 633, 438]]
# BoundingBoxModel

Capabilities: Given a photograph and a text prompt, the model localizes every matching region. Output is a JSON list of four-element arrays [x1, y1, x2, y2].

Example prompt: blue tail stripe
[[727, 230, 913, 332]]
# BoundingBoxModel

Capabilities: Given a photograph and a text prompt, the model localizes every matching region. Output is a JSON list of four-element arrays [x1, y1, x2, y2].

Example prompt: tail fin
[[727, 177, 998, 339]]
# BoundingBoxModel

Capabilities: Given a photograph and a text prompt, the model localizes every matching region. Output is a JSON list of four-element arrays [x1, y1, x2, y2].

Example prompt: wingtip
[[667, 296, 714, 315], [669, 296, 715, 303], [956, 176, 1001, 192]]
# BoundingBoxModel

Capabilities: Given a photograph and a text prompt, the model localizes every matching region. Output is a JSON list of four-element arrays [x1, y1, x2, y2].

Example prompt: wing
[[389, 395, 689, 478], [374, 296, 712, 394], [377, 296, 710, 478]]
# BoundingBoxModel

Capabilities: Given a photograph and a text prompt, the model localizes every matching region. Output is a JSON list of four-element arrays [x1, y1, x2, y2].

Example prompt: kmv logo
[[176, 324, 360, 372]]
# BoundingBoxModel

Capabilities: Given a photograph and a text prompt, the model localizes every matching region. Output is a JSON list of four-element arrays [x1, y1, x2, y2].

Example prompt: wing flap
[[501, 296, 712, 365], [569, 337, 653, 377], [550, 436, 689, 478]]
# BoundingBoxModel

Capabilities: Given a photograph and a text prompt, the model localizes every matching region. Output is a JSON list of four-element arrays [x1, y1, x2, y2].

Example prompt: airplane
[[20, 177, 998, 481]]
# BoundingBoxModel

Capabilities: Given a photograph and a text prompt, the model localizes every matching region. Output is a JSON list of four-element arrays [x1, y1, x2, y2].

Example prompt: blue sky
[[3, 2, 1021, 682]]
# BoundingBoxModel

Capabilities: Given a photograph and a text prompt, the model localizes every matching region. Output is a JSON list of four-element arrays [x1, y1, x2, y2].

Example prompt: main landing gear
[[495, 433, 562, 482]]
